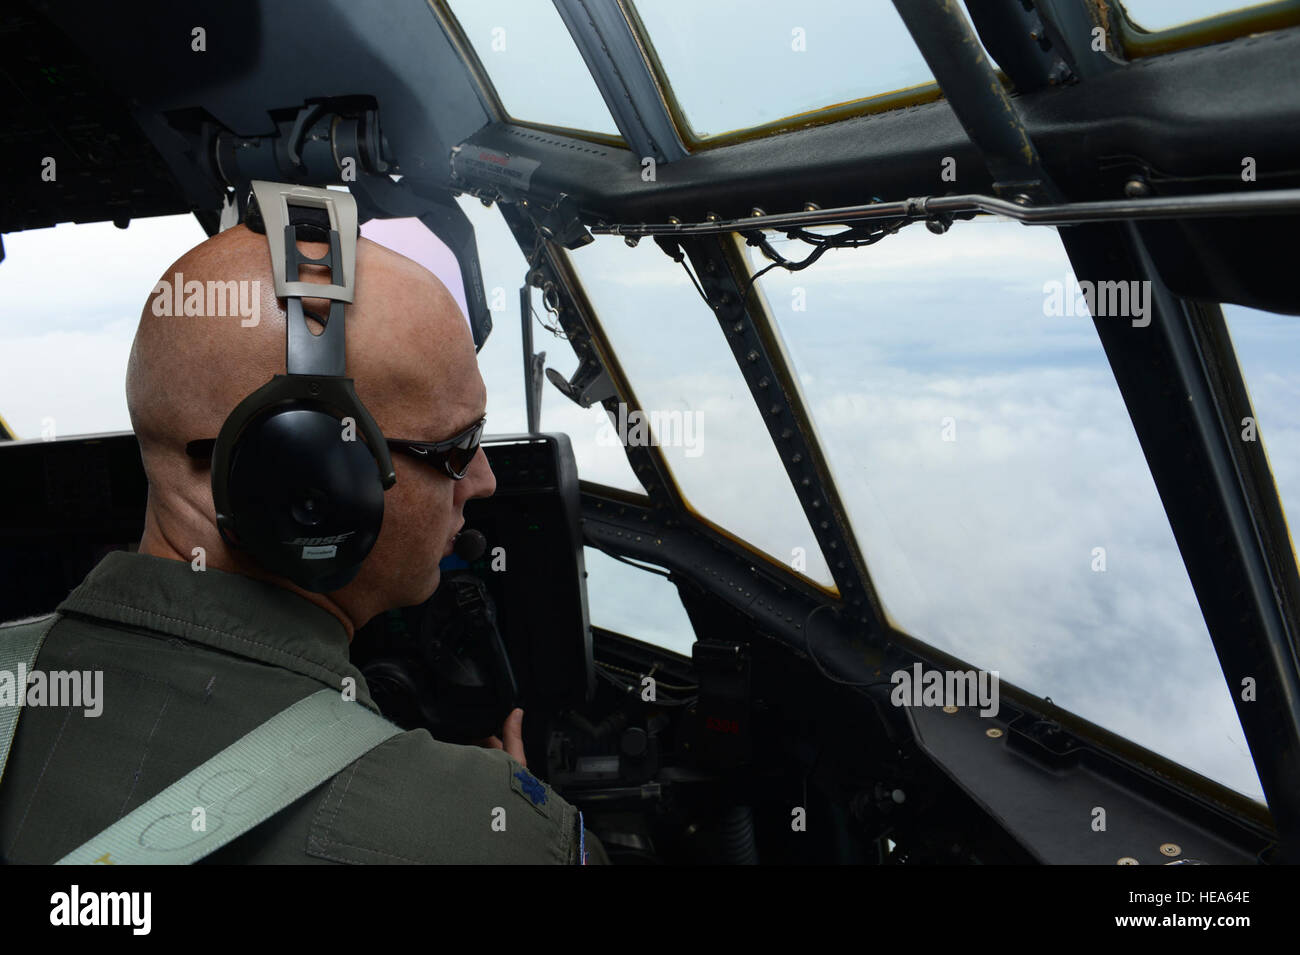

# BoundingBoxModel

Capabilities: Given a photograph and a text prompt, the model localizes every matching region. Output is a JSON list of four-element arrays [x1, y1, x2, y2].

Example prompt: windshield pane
[[566, 235, 834, 588], [630, 0, 935, 139], [1116, 0, 1289, 31], [585, 547, 695, 657], [359, 206, 526, 440], [1222, 304, 1300, 557], [0, 215, 207, 439], [749, 219, 1262, 800], [454, 200, 645, 493], [535, 291, 646, 493], [447, 0, 620, 136]]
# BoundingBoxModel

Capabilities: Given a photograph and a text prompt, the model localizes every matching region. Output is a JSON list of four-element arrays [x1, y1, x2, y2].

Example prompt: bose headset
[[186, 181, 396, 593]]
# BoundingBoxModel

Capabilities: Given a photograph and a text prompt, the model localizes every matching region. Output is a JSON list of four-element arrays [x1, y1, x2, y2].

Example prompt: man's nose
[[461, 446, 496, 501]]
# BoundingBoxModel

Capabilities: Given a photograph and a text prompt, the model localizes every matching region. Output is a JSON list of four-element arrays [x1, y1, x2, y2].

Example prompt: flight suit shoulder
[[304, 728, 581, 864]]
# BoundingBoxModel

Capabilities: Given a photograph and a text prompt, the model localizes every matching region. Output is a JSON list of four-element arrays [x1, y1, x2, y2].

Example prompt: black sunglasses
[[385, 415, 487, 480], [186, 415, 487, 481]]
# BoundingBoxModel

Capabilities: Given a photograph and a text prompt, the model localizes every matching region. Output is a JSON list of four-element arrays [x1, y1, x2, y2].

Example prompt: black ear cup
[[209, 185, 394, 594], [223, 405, 384, 593]]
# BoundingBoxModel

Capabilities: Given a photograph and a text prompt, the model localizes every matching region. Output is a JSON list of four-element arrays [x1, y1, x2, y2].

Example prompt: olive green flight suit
[[0, 551, 606, 864]]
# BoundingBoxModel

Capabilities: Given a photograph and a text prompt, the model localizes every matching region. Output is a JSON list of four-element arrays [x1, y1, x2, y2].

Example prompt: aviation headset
[[187, 181, 396, 594]]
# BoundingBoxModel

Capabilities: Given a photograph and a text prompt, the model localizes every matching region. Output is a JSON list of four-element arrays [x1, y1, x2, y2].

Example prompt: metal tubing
[[590, 188, 1300, 236]]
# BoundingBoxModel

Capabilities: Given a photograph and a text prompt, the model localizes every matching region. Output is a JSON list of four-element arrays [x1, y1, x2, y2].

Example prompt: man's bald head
[[127, 223, 496, 636]]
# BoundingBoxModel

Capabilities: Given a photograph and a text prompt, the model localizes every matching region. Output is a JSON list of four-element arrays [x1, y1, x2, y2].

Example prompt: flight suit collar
[[56, 550, 379, 714]]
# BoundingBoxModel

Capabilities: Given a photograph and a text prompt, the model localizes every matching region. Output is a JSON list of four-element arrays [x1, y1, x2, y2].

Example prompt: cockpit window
[[0, 214, 206, 440], [455, 199, 646, 493], [627, 0, 937, 141], [565, 235, 836, 589], [537, 310, 647, 493], [1116, 0, 1291, 31], [748, 218, 1264, 801], [585, 547, 695, 657], [1222, 303, 1300, 559], [445, 0, 621, 137], [446, 201, 529, 436]]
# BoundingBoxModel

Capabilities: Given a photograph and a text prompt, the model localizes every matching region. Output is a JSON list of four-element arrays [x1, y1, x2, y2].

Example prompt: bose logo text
[[283, 533, 355, 546]]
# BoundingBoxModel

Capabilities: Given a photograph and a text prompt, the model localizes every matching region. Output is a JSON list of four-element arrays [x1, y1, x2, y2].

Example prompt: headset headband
[[204, 182, 395, 591]]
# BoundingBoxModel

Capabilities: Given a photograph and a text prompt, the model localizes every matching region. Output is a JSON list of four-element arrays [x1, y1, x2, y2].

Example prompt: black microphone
[[453, 528, 487, 561]]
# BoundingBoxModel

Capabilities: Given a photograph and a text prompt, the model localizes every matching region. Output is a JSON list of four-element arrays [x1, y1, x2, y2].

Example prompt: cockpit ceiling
[[4, 0, 1298, 230]]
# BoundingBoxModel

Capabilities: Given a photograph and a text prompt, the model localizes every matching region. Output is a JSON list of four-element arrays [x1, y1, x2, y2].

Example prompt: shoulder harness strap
[[56, 689, 401, 865], [0, 614, 60, 787]]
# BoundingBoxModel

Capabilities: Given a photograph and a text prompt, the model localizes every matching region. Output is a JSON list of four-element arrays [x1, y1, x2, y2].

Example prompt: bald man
[[0, 219, 603, 864]]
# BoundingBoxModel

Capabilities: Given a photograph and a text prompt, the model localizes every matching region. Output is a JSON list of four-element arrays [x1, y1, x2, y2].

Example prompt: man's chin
[[416, 566, 441, 604], [385, 563, 443, 611]]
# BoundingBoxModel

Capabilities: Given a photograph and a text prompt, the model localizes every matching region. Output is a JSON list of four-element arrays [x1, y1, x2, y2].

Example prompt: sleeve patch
[[509, 764, 551, 817]]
